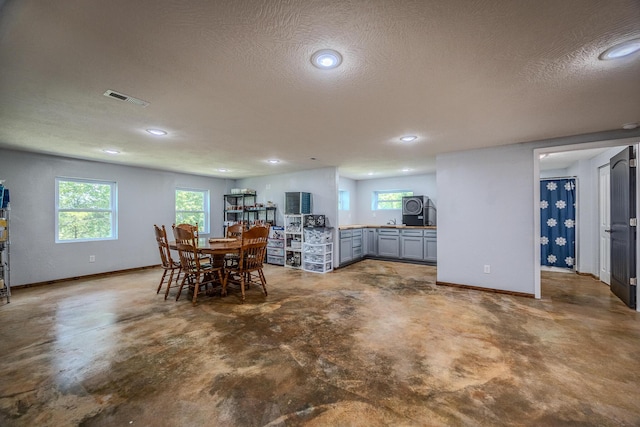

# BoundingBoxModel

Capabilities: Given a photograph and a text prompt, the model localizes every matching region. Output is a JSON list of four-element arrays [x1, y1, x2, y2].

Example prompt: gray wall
[[354, 173, 437, 226], [235, 167, 338, 228], [338, 175, 357, 226], [436, 130, 640, 298], [437, 144, 535, 294], [0, 149, 232, 285], [236, 167, 339, 265]]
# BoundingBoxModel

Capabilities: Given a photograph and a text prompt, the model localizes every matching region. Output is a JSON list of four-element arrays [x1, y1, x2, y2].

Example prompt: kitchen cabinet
[[377, 228, 400, 258], [338, 226, 436, 266], [352, 229, 363, 260], [364, 228, 377, 256], [400, 229, 423, 260], [424, 230, 437, 263], [339, 228, 363, 266], [339, 229, 353, 265]]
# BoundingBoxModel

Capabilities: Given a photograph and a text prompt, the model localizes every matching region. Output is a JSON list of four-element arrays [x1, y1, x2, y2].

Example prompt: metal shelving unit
[[0, 182, 10, 304], [223, 192, 276, 234]]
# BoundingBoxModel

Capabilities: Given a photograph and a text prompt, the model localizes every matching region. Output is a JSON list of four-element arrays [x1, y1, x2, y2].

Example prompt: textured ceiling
[[0, 0, 639, 179]]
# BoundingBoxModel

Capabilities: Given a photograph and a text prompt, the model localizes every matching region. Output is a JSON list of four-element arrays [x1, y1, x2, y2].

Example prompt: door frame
[[598, 164, 611, 284], [533, 137, 640, 312]]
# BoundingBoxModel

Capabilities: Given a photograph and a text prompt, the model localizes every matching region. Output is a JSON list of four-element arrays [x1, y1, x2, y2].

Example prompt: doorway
[[534, 138, 639, 310]]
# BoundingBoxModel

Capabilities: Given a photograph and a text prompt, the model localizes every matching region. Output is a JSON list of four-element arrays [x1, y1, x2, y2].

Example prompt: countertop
[[339, 224, 436, 230]]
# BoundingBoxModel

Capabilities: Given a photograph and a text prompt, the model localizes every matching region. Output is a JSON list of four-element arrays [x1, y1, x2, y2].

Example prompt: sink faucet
[[387, 218, 396, 225]]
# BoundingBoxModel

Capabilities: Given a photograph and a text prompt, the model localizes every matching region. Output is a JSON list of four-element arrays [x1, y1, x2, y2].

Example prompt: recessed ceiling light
[[103, 149, 120, 154], [267, 159, 280, 164], [599, 38, 640, 60], [146, 128, 167, 136], [311, 49, 343, 69], [218, 168, 229, 172], [367, 172, 374, 176], [400, 135, 417, 142], [622, 122, 639, 130], [402, 168, 412, 172]]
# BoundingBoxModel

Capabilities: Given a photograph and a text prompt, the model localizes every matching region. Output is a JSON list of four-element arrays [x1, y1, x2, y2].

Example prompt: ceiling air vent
[[103, 89, 149, 107]]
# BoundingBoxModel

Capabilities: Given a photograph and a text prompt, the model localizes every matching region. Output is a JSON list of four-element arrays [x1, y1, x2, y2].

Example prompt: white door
[[599, 165, 611, 285]]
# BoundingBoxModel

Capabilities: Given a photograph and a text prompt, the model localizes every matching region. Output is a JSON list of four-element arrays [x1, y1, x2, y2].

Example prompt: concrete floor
[[0, 260, 639, 426]]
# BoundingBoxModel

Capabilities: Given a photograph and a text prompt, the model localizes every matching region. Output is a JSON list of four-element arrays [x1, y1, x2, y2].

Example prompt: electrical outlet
[[484, 264, 490, 274], [89, 255, 95, 263]]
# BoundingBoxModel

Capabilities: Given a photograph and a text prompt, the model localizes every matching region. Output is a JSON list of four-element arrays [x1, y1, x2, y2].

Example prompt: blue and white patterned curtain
[[540, 178, 576, 269]]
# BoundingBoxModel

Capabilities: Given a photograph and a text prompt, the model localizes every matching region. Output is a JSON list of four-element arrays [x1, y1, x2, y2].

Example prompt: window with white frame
[[56, 177, 118, 242], [175, 188, 209, 233], [338, 190, 350, 211], [372, 190, 413, 210]]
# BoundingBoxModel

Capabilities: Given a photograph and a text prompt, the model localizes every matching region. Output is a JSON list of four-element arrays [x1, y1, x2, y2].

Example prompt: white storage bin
[[303, 261, 332, 273], [306, 253, 332, 263], [304, 227, 333, 244], [268, 247, 285, 257], [267, 255, 284, 265]]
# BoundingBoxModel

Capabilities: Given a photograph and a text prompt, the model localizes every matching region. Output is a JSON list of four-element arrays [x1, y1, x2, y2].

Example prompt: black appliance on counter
[[402, 195, 436, 226]]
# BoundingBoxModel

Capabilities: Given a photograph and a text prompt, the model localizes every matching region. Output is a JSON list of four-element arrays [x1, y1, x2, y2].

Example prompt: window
[[372, 190, 413, 210], [175, 188, 209, 233], [56, 178, 117, 242], [338, 190, 350, 211]]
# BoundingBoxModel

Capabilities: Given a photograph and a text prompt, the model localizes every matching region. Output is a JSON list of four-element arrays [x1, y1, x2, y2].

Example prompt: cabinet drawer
[[352, 236, 362, 248], [340, 230, 353, 239], [353, 246, 362, 259], [378, 228, 400, 236], [351, 229, 363, 237], [401, 229, 423, 237], [424, 230, 437, 238]]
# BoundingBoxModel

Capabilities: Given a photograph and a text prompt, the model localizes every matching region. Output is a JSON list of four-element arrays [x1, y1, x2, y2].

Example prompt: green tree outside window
[[56, 178, 117, 242], [373, 191, 413, 210], [176, 188, 209, 233]]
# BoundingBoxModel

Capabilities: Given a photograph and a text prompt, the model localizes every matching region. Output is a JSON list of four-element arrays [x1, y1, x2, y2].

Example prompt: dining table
[[168, 237, 242, 256]]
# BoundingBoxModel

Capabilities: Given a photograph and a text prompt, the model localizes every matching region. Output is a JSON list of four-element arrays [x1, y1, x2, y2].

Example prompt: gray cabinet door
[[340, 237, 353, 264], [424, 236, 437, 262], [364, 229, 377, 255], [401, 236, 423, 260], [378, 235, 400, 258]]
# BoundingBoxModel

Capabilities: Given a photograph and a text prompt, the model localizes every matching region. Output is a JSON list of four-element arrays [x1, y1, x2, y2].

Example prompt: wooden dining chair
[[226, 223, 245, 239], [175, 222, 210, 262], [223, 224, 270, 302], [223, 239, 268, 302], [172, 224, 224, 305], [154, 224, 182, 299], [224, 223, 245, 267]]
